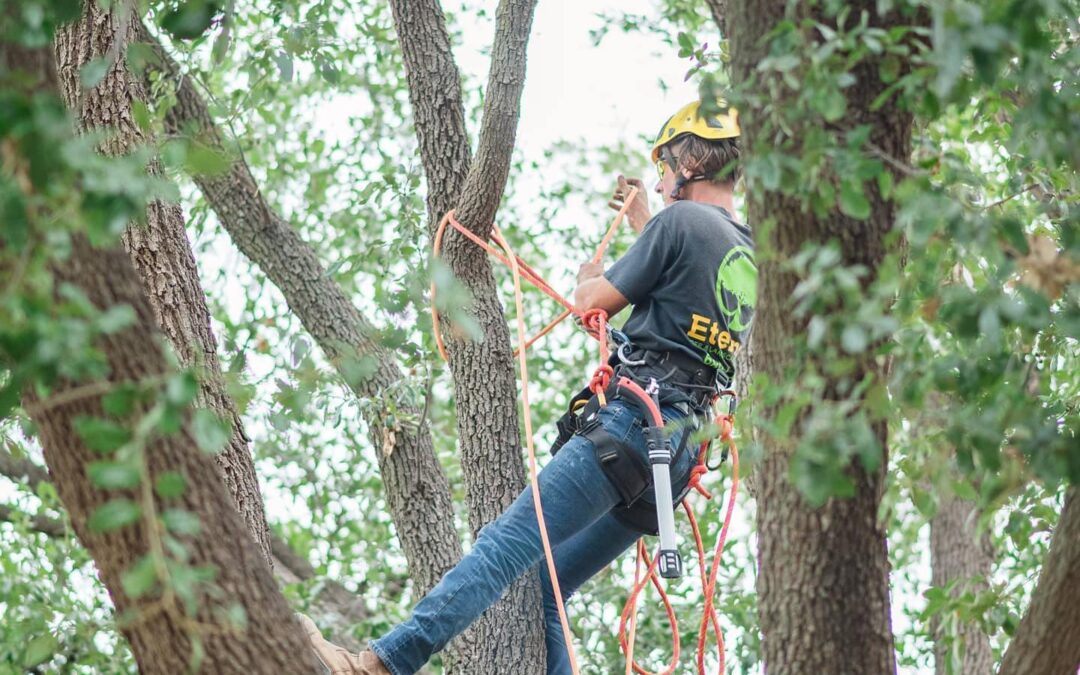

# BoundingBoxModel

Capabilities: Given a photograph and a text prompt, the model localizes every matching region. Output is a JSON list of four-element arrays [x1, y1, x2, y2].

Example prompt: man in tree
[[300, 100, 756, 675]]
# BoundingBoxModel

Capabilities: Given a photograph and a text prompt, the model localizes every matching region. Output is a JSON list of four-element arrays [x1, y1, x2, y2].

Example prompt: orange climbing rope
[[429, 192, 740, 675]]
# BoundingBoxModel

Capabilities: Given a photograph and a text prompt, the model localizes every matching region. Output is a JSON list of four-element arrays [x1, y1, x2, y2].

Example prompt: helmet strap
[[670, 174, 707, 200], [661, 144, 706, 200]]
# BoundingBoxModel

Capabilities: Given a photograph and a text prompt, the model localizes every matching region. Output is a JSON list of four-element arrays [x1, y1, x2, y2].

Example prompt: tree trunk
[[4, 22, 317, 675], [388, 0, 547, 671], [26, 238, 318, 674], [998, 487, 1080, 675], [53, 1, 272, 567], [729, 2, 913, 672], [931, 489, 994, 675]]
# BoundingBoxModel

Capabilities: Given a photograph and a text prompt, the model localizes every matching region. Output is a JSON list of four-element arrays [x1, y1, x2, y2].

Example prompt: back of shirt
[[603, 200, 756, 386]]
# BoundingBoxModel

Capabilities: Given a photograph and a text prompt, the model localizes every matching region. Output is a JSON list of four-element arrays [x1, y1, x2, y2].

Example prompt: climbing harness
[[430, 189, 741, 674]]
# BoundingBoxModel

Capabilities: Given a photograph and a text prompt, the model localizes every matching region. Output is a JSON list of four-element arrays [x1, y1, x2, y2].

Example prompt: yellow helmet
[[650, 100, 740, 163]]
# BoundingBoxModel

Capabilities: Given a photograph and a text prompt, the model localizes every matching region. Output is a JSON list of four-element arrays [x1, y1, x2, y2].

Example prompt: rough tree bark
[[53, 1, 272, 567], [387, 0, 548, 670], [998, 487, 1080, 675], [3, 26, 317, 675], [26, 239, 319, 674], [130, 20, 497, 671], [729, 2, 913, 672], [930, 486, 995, 674]]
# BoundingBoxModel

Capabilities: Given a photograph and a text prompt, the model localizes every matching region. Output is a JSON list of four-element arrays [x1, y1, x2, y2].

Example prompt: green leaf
[[912, 487, 936, 518], [162, 508, 201, 535], [841, 325, 868, 354], [88, 499, 141, 533], [132, 99, 153, 133], [121, 555, 159, 599], [74, 416, 132, 454], [190, 409, 230, 455], [87, 461, 140, 489], [274, 51, 294, 83], [22, 634, 58, 668], [155, 471, 187, 498], [183, 143, 231, 177], [97, 304, 135, 333], [839, 181, 871, 220], [166, 371, 198, 406], [160, 0, 221, 40], [951, 479, 978, 501], [102, 384, 138, 416], [80, 57, 111, 89]]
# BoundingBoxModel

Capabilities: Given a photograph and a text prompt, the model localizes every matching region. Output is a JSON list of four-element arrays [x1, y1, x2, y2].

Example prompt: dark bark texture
[[931, 489, 994, 675], [26, 238, 318, 674], [998, 487, 1080, 675], [3, 26, 317, 675], [729, 2, 914, 673], [53, 1, 272, 567], [387, 0, 547, 671]]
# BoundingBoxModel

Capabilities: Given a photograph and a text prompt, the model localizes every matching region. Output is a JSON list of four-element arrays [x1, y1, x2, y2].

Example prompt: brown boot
[[296, 613, 391, 675]]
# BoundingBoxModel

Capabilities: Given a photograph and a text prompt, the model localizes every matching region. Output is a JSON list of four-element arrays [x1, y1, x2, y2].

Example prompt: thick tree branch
[[998, 487, 1080, 675], [387, 1, 546, 671], [0, 446, 49, 489], [454, 0, 537, 231], [133, 20, 464, 597], [0, 503, 66, 537], [53, 2, 273, 567], [1, 431, 368, 652], [705, 0, 727, 37], [931, 489, 994, 674]]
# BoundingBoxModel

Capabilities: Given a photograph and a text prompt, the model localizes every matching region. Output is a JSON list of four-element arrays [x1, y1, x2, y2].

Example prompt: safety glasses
[[656, 147, 679, 179]]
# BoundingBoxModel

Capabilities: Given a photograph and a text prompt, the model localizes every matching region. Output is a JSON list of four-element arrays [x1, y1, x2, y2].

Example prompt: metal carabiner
[[617, 341, 647, 367]]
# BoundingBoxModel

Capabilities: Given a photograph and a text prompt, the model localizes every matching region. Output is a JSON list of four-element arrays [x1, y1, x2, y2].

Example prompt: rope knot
[[688, 463, 713, 500], [589, 364, 614, 395], [718, 414, 734, 441], [581, 308, 608, 337]]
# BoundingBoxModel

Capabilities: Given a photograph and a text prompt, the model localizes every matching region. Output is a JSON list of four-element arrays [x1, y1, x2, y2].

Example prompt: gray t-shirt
[[604, 201, 756, 385]]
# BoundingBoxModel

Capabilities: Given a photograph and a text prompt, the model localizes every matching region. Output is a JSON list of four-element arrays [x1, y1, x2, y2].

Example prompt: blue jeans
[[369, 398, 697, 675]]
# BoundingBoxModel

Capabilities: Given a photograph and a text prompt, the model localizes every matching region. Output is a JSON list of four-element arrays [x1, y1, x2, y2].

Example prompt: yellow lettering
[[708, 323, 720, 346], [717, 331, 731, 351], [730, 339, 741, 353], [687, 314, 710, 342]]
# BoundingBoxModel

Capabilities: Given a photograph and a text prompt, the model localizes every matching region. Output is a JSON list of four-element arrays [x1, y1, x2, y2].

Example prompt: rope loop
[[590, 364, 614, 396], [581, 307, 608, 339]]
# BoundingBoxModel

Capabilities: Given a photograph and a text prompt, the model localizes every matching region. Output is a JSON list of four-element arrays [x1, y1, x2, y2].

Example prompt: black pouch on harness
[[580, 415, 694, 536], [580, 419, 650, 506]]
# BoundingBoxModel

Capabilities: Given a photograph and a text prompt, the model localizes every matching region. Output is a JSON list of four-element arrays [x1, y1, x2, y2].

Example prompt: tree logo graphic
[[715, 245, 757, 333]]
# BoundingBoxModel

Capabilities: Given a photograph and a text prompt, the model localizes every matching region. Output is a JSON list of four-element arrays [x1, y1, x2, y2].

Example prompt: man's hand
[[577, 261, 604, 284], [608, 175, 651, 233]]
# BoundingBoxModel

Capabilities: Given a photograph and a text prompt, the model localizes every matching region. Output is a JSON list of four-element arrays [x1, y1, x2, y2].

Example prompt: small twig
[[983, 184, 1038, 211], [866, 142, 927, 178], [22, 381, 117, 418]]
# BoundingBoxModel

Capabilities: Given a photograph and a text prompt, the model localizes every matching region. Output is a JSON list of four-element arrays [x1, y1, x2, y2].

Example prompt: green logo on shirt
[[715, 245, 757, 333]]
